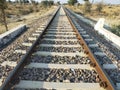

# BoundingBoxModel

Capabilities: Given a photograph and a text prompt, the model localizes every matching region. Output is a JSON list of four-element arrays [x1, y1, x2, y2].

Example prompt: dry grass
[[0, 4, 56, 34], [66, 5, 120, 26]]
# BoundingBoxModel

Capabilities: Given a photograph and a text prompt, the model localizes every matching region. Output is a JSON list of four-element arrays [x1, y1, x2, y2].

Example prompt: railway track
[[1, 6, 115, 90], [66, 8, 120, 90], [0, 7, 57, 86]]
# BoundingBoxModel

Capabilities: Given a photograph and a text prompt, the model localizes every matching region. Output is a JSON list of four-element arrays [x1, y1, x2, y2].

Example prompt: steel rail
[[0, 6, 60, 90], [64, 7, 116, 90]]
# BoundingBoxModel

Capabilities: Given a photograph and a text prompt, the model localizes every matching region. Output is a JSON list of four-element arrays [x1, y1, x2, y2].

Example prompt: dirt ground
[[0, 4, 56, 34], [66, 5, 120, 27]]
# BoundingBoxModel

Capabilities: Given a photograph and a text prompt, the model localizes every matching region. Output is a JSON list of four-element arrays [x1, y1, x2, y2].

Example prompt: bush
[[111, 25, 120, 36], [83, 1, 92, 14], [96, 2, 103, 13]]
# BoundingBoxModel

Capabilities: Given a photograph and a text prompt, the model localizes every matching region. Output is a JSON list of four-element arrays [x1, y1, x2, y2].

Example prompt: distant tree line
[[15, 0, 30, 3], [7, 0, 38, 4], [41, 0, 54, 7], [7, 0, 54, 6], [68, 0, 78, 5], [68, 0, 103, 14]]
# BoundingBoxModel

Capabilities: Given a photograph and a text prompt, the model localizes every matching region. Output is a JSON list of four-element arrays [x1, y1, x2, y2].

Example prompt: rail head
[[63, 6, 116, 90], [0, 6, 60, 90]]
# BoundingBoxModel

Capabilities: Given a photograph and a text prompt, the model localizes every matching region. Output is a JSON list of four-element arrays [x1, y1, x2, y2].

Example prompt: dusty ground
[[0, 4, 56, 34], [66, 5, 120, 27]]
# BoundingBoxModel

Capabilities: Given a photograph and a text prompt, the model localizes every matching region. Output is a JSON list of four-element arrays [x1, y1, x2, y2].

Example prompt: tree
[[19, 0, 29, 4], [23, 0, 29, 3], [41, 0, 54, 7], [68, 0, 77, 5], [8, 0, 12, 3], [49, 0, 54, 6], [57, 1, 60, 5], [0, 0, 8, 31], [41, 0, 48, 7]]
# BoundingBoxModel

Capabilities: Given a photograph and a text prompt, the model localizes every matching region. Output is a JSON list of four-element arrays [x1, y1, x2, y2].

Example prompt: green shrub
[[111, 25, 120, 36]]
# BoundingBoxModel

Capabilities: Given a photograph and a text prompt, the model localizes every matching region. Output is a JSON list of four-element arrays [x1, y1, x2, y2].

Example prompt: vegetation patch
[[111, 25, 120, 36]]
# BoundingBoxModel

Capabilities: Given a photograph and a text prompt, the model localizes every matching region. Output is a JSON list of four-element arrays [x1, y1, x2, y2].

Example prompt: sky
[[10, 0, 120, 4]]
